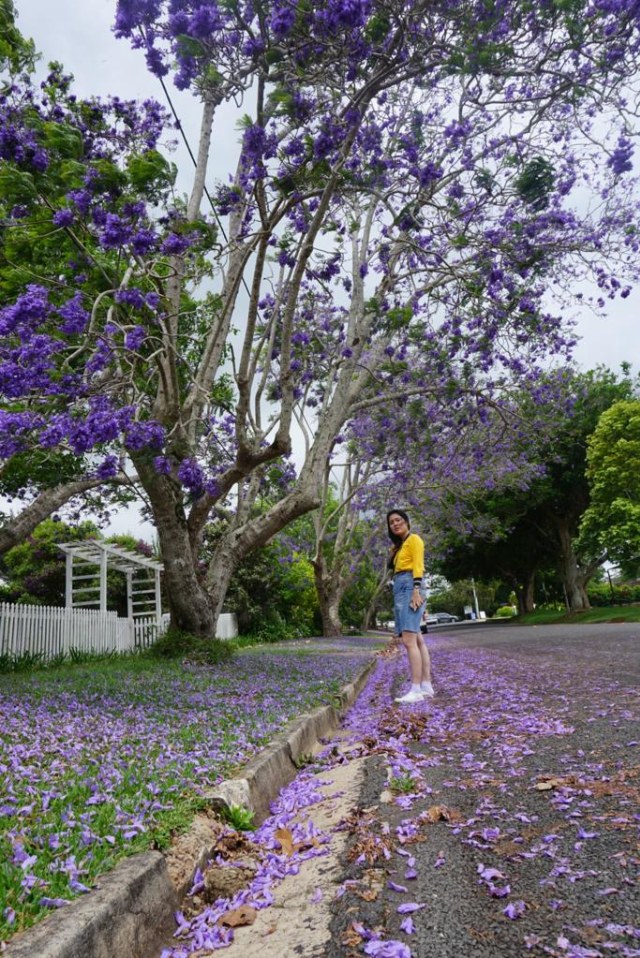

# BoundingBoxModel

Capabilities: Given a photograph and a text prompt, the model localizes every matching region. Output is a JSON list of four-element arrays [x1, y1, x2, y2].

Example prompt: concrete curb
[[4, 852, 178, 958], [205, 657, 376, 825], [5, 654, 377, 958]]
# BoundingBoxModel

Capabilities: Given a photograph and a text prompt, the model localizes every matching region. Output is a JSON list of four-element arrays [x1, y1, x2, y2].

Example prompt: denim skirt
[[393, 571, 423, 635]]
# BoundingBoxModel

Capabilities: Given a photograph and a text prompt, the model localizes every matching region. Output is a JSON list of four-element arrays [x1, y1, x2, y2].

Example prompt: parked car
[[434, 612, 460, 624], [421, 612, 459, 632]]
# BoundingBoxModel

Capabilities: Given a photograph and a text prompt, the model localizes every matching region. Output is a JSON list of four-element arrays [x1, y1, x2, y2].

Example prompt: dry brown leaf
[[218, 905, 257, 928], [534, 777, 564, 791], [343, 922, 364, 946], [274, 827, 295, 856], [426, 804, 452, 822], [294, 835, 321, 853], [357, 888, 379, 901]]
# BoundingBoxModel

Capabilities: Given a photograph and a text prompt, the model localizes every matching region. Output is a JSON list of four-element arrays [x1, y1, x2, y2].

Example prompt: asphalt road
[[325, 621, 640, 958]]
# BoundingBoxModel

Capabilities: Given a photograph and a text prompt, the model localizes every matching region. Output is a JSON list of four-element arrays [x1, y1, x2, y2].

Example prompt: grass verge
[[516, 605, 640, 625]]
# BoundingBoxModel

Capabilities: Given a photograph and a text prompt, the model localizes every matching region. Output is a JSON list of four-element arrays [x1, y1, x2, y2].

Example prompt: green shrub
[[494, 605, 517, 618], [149, 627, 234, 664], [586, 581, 640, 606]]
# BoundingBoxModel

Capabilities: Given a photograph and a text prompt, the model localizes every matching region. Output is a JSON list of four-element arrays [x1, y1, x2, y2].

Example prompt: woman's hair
[[386, 508, 410, 547]]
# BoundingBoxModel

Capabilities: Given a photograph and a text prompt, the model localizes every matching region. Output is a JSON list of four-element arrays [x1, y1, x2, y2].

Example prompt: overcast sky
[[12, 0, 639, 536]]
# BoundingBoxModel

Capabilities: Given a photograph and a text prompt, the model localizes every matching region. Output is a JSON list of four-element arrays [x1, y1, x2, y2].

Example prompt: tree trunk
[[514, 570, 536, 615], [556, 517, 591, 612], [312, 555, 343, 637], [134, 455, 216, 637]]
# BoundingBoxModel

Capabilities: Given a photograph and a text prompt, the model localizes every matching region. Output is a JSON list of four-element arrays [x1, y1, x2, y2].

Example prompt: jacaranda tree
[[2, 0, 640, 635], [308, 377, 549, 635]]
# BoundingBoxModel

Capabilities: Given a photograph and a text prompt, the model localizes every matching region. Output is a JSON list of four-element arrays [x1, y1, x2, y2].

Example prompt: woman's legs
[[401, 630, 423, 685], [419, 635, 431, 684]]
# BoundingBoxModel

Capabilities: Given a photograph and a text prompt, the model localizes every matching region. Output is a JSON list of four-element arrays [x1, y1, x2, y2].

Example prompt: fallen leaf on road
[[218, 905, 257, 928], [343, 922, 365, 946], [425, 804, 455, 822], [534, 777, 565, 791], [274, 827, 295, 856], [357, 888, 379, 901]]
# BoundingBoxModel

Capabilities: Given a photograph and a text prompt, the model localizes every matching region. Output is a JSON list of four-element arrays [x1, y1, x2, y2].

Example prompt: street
[[324, 621, 640, 957]]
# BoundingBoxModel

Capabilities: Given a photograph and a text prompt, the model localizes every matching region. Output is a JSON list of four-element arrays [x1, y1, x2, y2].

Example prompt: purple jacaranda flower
[[52, 208, 74, 227], [503, 900, 526, 919], [364, 940, 411, 958], [160, 232, 193, 254], [124, 326, 146, 350], [397, 902, 426, 914], [576, 827, 599, 840], [388, 881, 408, 893]]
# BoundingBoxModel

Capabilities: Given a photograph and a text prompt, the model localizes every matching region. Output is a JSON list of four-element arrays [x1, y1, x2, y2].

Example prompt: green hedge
[[586, 582, 640, 606]]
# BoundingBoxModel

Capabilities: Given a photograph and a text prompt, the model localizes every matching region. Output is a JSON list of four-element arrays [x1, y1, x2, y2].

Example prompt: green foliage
[[438, 366, 640, 608], [579, 400, 640, 566], [494, 605, 517, 617], [585, 580, 640, 606], [149, 627, 235, 664], [0, 518, 100, 605], [126, 149, 177, 198], [0, 0, 36, 77], [204, 519, 320, 638], [0, 646, 134, 674], [515, 157, 555, 210], [219, 803, 255, 831], [518, 604, 640, 625], [0, 520, 156, 612], [428, 579, 501, 618], [340, 555, 384, 629], [389, 774, 417, 793], [292, 752, 316, 769], [0, 649, 44, 673]]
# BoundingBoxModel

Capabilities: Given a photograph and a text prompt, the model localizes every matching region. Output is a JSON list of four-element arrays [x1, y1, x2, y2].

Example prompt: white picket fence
[[0, 603, 167, 662]]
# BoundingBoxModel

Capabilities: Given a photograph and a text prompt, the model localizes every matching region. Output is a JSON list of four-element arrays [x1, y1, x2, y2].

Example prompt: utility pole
[[471, 578, 480, 619]]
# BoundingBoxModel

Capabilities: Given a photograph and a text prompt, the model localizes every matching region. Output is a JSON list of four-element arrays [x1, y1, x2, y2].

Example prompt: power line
[[156, 72, 229, 245]]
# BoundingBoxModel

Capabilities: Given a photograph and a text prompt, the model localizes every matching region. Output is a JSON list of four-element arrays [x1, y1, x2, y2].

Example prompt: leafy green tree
[[200, 521, 319, 638], [437, 367, 640, 611], [0, 519, 155, 610], [0, 0, 35, 77], [0, 518, 100, 605], [579, 400, 640, 569]]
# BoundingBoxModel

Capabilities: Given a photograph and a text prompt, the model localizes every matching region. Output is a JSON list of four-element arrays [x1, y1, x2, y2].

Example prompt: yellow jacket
[[393, 533, 424, 581]]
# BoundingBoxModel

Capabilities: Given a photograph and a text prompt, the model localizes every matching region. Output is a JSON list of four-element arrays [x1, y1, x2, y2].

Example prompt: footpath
[[5, 624, 640, 958]]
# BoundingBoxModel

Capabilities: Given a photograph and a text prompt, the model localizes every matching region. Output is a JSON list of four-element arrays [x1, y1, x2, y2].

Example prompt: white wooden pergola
[[58, 541, 163, 624]]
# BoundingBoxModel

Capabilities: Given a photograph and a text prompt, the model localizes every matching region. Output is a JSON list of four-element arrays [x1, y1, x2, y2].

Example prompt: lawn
[[0, 645, 371, 942], [516, 604, 640, 625]]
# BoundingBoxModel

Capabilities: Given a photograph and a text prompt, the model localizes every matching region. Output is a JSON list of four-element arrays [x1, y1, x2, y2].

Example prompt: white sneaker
[[395, 689, 425, 704], [421, 682, 435, 698]]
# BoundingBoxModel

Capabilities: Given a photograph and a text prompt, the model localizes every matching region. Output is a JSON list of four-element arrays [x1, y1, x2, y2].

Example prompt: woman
[[387, 509, 434, 704]]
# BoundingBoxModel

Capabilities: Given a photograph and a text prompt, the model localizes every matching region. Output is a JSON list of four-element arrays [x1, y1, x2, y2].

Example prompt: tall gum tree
[[3, 1, 640, 633]]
